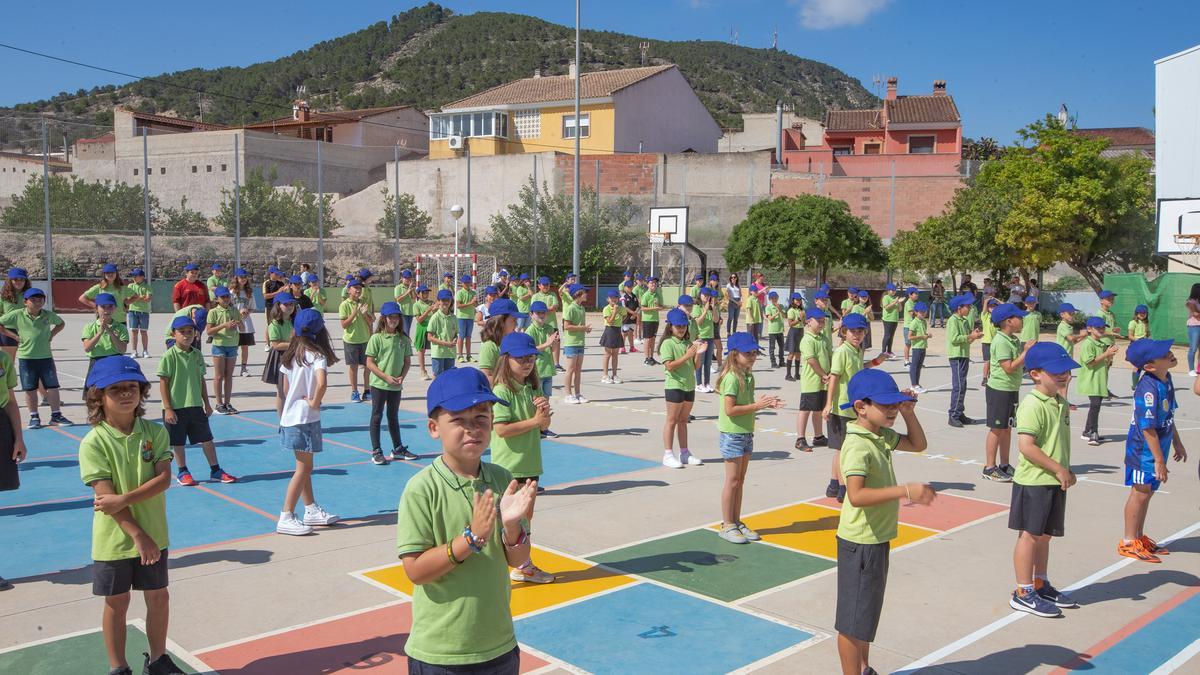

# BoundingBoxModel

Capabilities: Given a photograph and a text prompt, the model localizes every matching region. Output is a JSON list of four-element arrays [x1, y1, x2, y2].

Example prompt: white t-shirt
[[476, 303, 490, 320], [279, 351, 327, 427], [232, 293, 256, 334]]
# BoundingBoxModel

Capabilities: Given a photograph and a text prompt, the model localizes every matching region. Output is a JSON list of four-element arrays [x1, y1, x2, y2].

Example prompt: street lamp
[[450, 204, 464, 283]]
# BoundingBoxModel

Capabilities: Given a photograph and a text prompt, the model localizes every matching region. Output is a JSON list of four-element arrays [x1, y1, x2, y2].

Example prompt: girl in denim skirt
[[716, 332, 784, 544], [276, 308, 340, 536]]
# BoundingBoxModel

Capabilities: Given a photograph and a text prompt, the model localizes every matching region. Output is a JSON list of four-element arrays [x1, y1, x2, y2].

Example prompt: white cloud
[[795, 0, 892, 29]]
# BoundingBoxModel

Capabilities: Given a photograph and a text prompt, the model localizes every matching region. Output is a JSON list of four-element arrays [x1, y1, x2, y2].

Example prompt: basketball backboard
[[649, 206, 689, 245], [1156, 197, 1200, 254]]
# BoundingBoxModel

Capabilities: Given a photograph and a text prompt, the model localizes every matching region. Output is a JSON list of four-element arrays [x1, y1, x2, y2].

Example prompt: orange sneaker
[[1117, 539, 1161, 563], [1139, 535, 1169, 555]]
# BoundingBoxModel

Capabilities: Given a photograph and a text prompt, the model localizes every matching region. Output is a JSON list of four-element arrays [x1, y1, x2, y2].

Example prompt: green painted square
[[0, 626, 197, 675], [589, 528, 834, 601]]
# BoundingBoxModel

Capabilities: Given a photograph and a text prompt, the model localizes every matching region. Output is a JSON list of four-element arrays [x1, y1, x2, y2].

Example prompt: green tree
[[2, 174, 150, 232], [215, 166, 340, 238], [156, 196, 209, 235], [485, 178, 639, 279], [374, 187, 432, 239], [725, 194, 885, 291]]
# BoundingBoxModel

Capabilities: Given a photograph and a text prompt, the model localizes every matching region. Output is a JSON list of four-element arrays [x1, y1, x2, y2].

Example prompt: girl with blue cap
[[0, 269, 31, 364], [229, 268, 257, 378], [79, 263, 128, 313], [600, 290, 629, 384], [125, 268, 153, 359], [365, 302, 414, 465]]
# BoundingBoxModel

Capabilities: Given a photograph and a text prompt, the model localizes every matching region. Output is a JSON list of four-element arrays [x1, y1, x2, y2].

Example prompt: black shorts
[[92, 549, 169, 596], [238, 332, 256, 346], [985, 386, 1020, 429], [600, 326, 623, 349], [408, 645, 520, 675], [665, 389, 696, 403], [981, 342, 991, 362], [0, 412, 17, 492], [344, 342, 367, 366], [165, 406, 214, 446], [799, 391, 825, 411], [713, 322, 722, 340], [0, 334, 15, 347], [641, 321, 659, 339], [1008, 483, 1066, 537], [835, 537, 890, 642], [827, 414, 850, 450]]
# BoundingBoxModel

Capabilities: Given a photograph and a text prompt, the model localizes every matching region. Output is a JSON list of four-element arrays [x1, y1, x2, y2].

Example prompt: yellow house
[[428, 64, 721, 159]]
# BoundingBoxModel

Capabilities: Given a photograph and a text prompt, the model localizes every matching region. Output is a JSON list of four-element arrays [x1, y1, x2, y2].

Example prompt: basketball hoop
[[1174, 233, 1200, 256], [647, 233, 667, 255]]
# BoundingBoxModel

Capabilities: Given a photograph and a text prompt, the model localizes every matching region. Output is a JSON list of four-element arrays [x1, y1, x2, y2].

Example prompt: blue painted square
[[515, 583, 814, 674]]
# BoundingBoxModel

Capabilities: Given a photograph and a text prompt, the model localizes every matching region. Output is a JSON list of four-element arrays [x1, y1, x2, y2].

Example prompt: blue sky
[[1, 0, 1197, 142]]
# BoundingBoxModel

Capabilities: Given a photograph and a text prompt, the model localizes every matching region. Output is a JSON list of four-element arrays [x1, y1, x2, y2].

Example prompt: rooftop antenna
[[772, 27, 778, 50], [729, 26, 739, 45], [639, 41, 649, 66]]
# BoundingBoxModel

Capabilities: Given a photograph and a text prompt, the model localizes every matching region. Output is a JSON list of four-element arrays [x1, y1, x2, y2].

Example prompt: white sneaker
[[611, 376, 623, 384], [564, 395, 580, 405], [276, 512, 313, 536], [912, 386, 926, 394], [1190, 370, 1197, 377], [599, 376, 613, 384], [1079, 433, 1092, 441], [662, 452, 684, 469], [302, 504, 339, 526], [575, 394, 589, 403], [679, 449, 703, 466], [240, 367, 251, 377]]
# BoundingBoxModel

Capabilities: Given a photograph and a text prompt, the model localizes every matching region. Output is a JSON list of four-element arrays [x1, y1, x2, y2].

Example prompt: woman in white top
[[725, 273, 743, 334]]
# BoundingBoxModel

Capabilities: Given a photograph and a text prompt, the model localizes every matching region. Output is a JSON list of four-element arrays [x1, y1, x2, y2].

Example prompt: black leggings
[[1085, 396, 1103, 436], [769, 333, 785, 364], [369, 387, 404, 451], [909, 348, 926, 387], [882, 321, 898, 355]]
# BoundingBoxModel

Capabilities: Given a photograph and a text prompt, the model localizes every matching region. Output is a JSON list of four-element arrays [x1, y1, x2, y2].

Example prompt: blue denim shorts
[[541, 376, 553, 398], [126, 311, 150, 331], [902, 327, 911, 346], [719, 432, 754, 459], [211, 344, 238, 358], [564, 345, 584, 358], [280, 420, 323, 453], [18, 357, 59, 391], [457, 318, 474, 339]]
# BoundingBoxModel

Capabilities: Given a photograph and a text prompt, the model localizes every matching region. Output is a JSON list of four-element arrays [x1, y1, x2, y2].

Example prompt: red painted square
[[196, 603, 549, 674], [810, 492, 1007, 532]]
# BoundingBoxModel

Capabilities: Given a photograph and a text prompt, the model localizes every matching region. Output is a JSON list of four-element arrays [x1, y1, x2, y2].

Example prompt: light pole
[[450, 204, 464, 283], [572, 0, 581, 276]]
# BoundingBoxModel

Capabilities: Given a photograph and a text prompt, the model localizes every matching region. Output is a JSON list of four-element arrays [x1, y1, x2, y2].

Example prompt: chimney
[[885, 77, 898, 101], [534, 68, 542, 78], [293, 99, 310, 122], [568, 60, 578, 80], [933, 80, 947, 96]]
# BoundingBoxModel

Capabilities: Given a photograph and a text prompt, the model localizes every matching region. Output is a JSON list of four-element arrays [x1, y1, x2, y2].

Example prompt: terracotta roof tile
[[1071, 127, 1155, 147], [76, 132, 114, 144], [443, 65, 676, 109], [824, 109, 882, 131], [244, 105, 414, 129], [885, 95, 960, 124], [120, 108, 228, 131]]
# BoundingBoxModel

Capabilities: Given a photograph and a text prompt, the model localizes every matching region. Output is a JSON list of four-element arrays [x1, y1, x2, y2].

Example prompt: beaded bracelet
[[463, 526, 485, 553], [446, 540, 464, 565]]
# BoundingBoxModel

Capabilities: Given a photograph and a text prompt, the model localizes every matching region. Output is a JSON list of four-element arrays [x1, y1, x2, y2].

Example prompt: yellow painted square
[[361, 546, 635, 617], [714, 503, 936, 558]]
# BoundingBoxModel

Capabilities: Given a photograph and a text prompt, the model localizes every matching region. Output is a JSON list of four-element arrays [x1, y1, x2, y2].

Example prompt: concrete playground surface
[[2, 312, 1199, 674]]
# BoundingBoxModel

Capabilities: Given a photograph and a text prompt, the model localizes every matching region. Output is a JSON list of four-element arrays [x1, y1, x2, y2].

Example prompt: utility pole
[[42, 119, 54, 309], [572, 0, 581, 276], [142, 128, 151, 284]]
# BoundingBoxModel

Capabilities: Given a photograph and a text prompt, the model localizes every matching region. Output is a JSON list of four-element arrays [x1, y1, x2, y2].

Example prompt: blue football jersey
[[1125, 373, 1176, 470]]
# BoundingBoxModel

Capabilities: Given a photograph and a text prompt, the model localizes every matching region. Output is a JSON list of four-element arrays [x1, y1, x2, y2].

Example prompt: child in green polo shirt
[[639, 277, 665, 366], [796, 308, 831, 452], [205, 287, 242, 415], [398, 368, 536, 671], [907, 302, 930, 393], [454, 276, 477, 364], [1127, 305, 1150, 389], [824, 313, 872, 503], [124, 268, 152, 359], [78, 263, 129, 313], [525, 300, 560, 439], [478, 299, 522, 382], [836, 368, 932, 675], [1054, 304, 1082, 357], [1007, 342, 1079, 618], [716, 332, 784, 544], [765, 292, 785, 368], [531, 277, 562, 371], [1077, 317, 1118, 446], [81, 293, 130, 389], [981, 298, 998, 380], [784, 293, 804, 382], [902, 287, 919, 366], [263, 294, 296, 417], [659, 308, 703, 469], [561, 284, 591, 404], [365, 303, 414, 465], [394, 270, 417, 336], [339, 280, 375, 403], [427, 290, 459, 377], [78, 355, 185, 675], [0, 287, 70, 429], [1020, 297, 1041, 343], [157, 316, 236, 487], [0, 346, 28, 590], [985, 303, 1034, 483], [411, 286, 435, 381], [880, 283, 902, 355]]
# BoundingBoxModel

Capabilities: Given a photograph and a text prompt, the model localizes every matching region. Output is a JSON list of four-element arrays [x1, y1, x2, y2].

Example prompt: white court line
[[893, 518, 1200, 674], [1078, 475, 1171, 494], [1149, 638, 1200, 675], [129, 618, 214, 674]]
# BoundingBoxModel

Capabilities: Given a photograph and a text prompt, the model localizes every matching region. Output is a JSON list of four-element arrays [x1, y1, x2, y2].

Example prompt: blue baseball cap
[[649, 276, 659, 282], [498, 269, 509, 277], [94, 293, 117, 307], [885, 282, 896, 291], [857, 290, 869, 298], [701, 287, 716, 297], [634, 273, 643, 280], [344, 274, 356, 282], [842, 313, 869, 330], [499, 332, 539, 357], [622, 281, 634, 289], [358, 268, 373, 279], [948, 294, 971, 310], [102, 263, 119, 274], [23, 288, 44, 299], [268, 265, 283, 275], [568, 283, 586, 296], [305, 274, 319, 284], [623, 270, 633, 277], [693, 273, 704, 281], [1098, 290, 1116, 299], [85, 355, 147, 390], [7, 268, 28, 280], [1126, 338, 1174, 369], [489, 298, 527, 318], [805, 308, 827, 321], [379, 301, 402, 317], [538, 276, 551, 285], [190, 307, 207, 328], [443, 271, 454, 278], [666, 308, 690, 326], [913, 302, 929, 313], [170, 316, 197, 332], [848, 287, 858, 294], [841, 368, 914, 410], [213, 286, 231, 298], [426, 367, 507, 417], [460, 274, 473, 283], [1135, 304, 1148, 314], [991, 303, 1026, 324], [820, 283, 831, 291], [1057, 303, 1076, 314], [211, 263, 223, 271], [289, 275, 303, 284], [294, 308, 325, 338], [183, 263, 198, 271], [767, 291, 778, 299], [607, 289, 619, 298], [519, 273, 529, 281], [1085, 316, 1107, 329], [986, 298, 1000, 308], [484, 286, 498, 296], [346, 279, 362, 288], [709, 272, 719, 280], [416, 284, 430, 292], [130, 268, 144, 277], [678, 294, 694, 306], [1025, 342, 1080, 373], [566, 272, 578, 279], [529, 300, 548, 313], [790, 291, 803, 301], [813, 290, 829, 300], [400, 269, 413, 278], [1023, 296, 1038, 305], [234, 268, 248, 277], [905, 287, 918, 295], [725, 331, 762, 355], [274, 293, 296, 304], [437, 289, 453, 301]]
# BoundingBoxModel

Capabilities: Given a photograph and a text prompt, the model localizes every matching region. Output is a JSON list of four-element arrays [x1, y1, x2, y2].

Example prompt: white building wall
[[720, 113, 824, 153], [1155, 43, 1200, 264], [612, 69, 722, 154]]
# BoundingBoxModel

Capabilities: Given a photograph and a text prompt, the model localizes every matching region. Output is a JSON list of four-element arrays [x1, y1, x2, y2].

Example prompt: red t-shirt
[[172, 279, 210, 309]]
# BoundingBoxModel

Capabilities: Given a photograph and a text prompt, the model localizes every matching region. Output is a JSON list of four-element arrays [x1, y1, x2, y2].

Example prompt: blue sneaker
[[1010, 587, 1061, 617], [350, 391, 361, 403], [362, 390, 372, 402], [1037, 581, 1077, 608]]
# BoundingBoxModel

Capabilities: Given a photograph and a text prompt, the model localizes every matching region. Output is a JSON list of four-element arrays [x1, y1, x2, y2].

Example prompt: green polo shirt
[[304, 286, 326, 310], [1075, 336, 1109, 397], [562, 302, 586, 347], [82, 319, 129, 358], [799, 330, 831, 393], [1013, 389, 1071, 487], [490, 383, 542, 478], [640, 289, 663, 322], [1019, 311, 1041, 342], [412, 300, 432, 327], [837, 423, 901, 544], [987, 332, 1023, 392], [744, 297, 762, 324], [84, 284, 131, 315], [267, 319, 293, 344], [163, 305, 204, 339], [659, 335, 695, 392], [206, 304, 240, 347], [786, 307, 803, 330], [1098, 308, 1117, 345], [908, 317, 929, 349], [0, 308, 64, 360], [79, 419, 173, 561], [881, 294, 901, 322], [531, 292, 559, 323], [393, 282, 416, 315], [365, 332, 412, 391], [981, 311, 996, 345], [124, 281, 152, 314], [946, 314, 971, 359], [427, 310, 457, 359], [478, 341, 500, 373], [1128, 319, 1149, 340], [206, 274, 228, 291], [765, 303, 785, 334], [903, 298, 918, 329], [396, 459, 521, 666], [156, 344, 207, 410], [830, 342, 864, 418], [717, 371, 756, 434], [454, 288, 476, 320], [525, 321, 556, 379], [339, 298, 372, 345], [0, 351, 17, 409], [1055, 320, 1075, 356], [692, 304, 715, 339], [512, 285, 532, 313]]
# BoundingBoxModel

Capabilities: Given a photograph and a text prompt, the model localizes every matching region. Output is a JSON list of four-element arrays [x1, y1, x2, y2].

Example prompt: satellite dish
[[1057, 104, 1069, 125]]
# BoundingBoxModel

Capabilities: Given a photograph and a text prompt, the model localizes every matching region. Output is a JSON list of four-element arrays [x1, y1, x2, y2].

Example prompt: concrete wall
[[613, 69, 722, 154], [0, 156, 41, 207], [720, 113, 824, 153]]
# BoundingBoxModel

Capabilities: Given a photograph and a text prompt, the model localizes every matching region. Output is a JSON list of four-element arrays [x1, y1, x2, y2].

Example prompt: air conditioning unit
[[447, 135, 464, 150]]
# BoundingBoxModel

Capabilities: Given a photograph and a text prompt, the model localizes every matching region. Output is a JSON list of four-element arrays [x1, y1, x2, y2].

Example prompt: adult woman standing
[[930, 279, 946, 328], [1186, 283, 1200, 376], [725, 273, 743, 335]]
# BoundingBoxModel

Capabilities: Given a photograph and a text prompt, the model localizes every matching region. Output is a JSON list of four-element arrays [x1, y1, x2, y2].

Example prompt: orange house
[[781, 77, 962, 176]]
